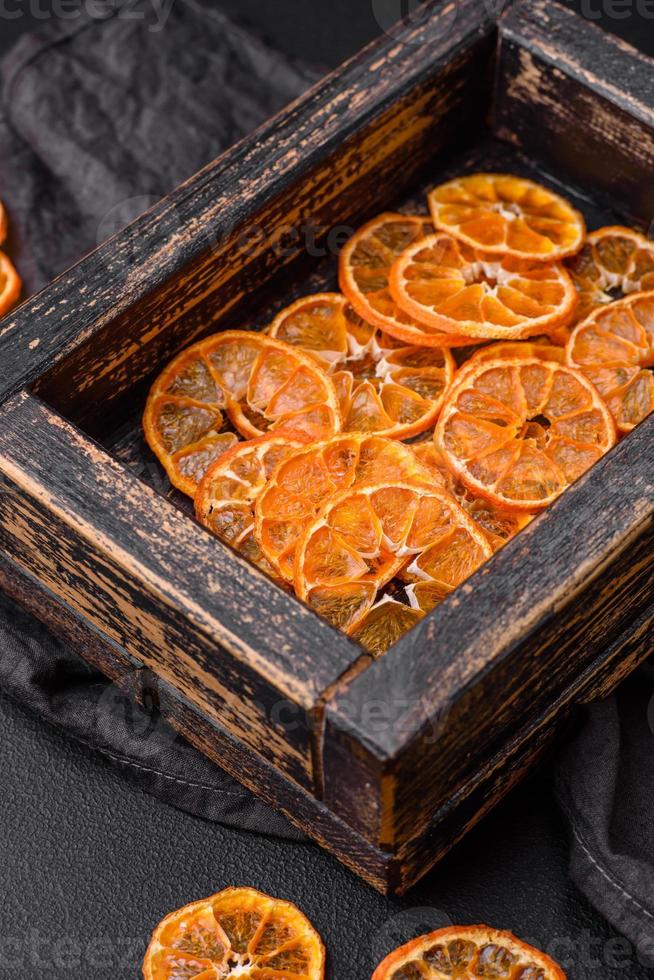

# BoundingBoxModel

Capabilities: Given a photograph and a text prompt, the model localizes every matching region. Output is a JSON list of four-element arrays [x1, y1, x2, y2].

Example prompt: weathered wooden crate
[[0, 0, 651, 893]]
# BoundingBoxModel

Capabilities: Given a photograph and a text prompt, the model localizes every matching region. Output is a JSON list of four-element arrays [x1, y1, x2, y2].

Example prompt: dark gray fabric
[[0, 0, 319, 294], [0, 0, 317, 839], [557, 665, 654, 963]]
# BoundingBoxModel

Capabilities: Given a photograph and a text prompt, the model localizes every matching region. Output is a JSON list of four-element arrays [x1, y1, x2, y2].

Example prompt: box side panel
[[495, 0, 654, 223], [0, 393, 365, 790]]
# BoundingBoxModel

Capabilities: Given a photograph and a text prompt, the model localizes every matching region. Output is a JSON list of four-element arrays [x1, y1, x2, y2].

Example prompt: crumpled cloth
[[0, 0, 318, 839], [557, 663, 654, 961]]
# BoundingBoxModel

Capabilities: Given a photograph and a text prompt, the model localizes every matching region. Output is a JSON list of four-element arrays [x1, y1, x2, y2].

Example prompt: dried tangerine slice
[[467, 340, 566, 367], [0, 200, 7, 245], [435, 356, 616, 511], [294, 482, 492, 634], [254, 433, 434, 581], [429, 172, 585, 261], [339, 212, 476, 348], [269, 293, 455, 438], [390, 232, 577, 341], [196, 434, 307, 576], [413, 441, 533, 551], [143, 886, 325, 979], [372, 924, 566, 979], [566, 225, 654, 321], [0, 251, 21, 319], [144, 331, 340, 495], [566, 290, 654, 432], [351, 596, 424, 657]]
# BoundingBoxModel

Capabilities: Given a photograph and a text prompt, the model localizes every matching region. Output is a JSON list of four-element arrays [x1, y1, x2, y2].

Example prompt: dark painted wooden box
[[0, 0, 652, 894]]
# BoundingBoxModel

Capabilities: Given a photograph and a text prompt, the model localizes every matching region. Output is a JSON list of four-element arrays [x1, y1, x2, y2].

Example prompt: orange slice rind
[[566, 289, 654, 433], [143, 886, 325, 979], [269, 292, 456, 438], [196, 433, 307, 576], [0, 251, 21, 319], [144, 330, 341, 495], [371, 924, 566, 979], [339, 212, 477, 348], [254, 433, 435, 582], [428, 172, 586, 261], [435, 355, 616, 511], [294, 482, 492, 634], [566, 225, 654, 320], [390, 232, 578, 341]]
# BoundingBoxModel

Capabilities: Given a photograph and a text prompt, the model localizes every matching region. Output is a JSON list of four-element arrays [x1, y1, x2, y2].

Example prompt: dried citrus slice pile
[[372, 925, 566, 979], [0, 198, 21, 319], [143, 169, 649, 658], [390, 232, 577, 340], [269, 293, 455, 438], [294, 482, 492, 633], [255, 433, 432, 581], [143, 886, 325, 979], [196, 434, 306, 575], [436, 356, 616, 511], [339, 212, 475, 347], [429, 172, 585, 260], [144, 330, 340, 495], [566, 225, 654, 320], [566, 290, 654, 432]]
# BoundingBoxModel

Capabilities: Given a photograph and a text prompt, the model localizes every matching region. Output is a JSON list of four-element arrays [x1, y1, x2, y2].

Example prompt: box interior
[[28, 43, 646, 652]]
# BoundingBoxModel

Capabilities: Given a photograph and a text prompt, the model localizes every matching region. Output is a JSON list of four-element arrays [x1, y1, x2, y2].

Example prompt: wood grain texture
[[496, 0, 654, 223], [0, 392, 368, 790], [323, 415, 654, 846]]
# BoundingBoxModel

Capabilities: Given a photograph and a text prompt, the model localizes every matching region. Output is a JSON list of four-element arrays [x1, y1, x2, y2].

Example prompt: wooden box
[[0, 0, 652, 895]]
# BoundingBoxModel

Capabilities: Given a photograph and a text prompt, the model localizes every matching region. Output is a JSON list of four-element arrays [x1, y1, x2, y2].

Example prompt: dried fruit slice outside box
[[339, 212, 476, 347], [371, 924, 566, 979], [0, 251, 22, 320], [254, 433, 435, 582], [144, 330, 340, 496], [143, 886, 325, 979], [389, 233, 578, 341], [196, 434, 307, 577], [269, 292, 455, 438], [566, 289, 654, 433], [428, 172, 586, 261], [435, 355, 616, 512], [294, 482, 492, 634], [566, 225, 654, 321]]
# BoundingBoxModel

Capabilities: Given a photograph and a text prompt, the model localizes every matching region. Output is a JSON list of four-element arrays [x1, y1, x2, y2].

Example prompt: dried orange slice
[[390, 232, 577, 341], [566, 225, 654, 320], [294, 482, 492, 633], [0, 200, 7, 245], [339, 212, 476, 348], [372, 924, 566, 979], [143, 886, 325, 979], [413, 441, 533, 550], [566, 290, 654, 432], [254, 433, 434, 581], [0, 251, 21, 319], [269, 293, 455, 438], [435, 356, 616, 511], [468, 340, 566, 367], [428, 172, 585, 261], [144, 330, 340, 495], [351, 596, 424, 657], [196, 434, 307, 575]]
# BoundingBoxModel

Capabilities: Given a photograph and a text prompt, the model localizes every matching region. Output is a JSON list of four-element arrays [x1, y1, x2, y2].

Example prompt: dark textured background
[[0, 3, 653, 978]]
